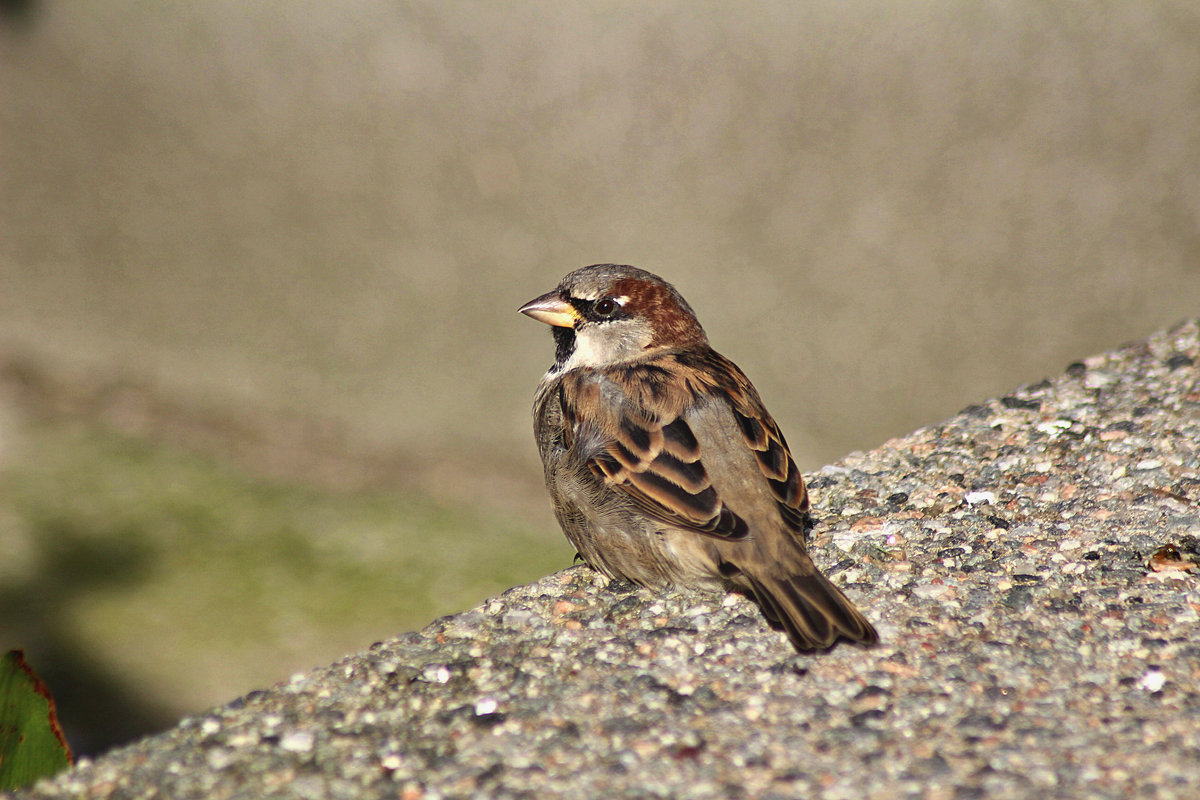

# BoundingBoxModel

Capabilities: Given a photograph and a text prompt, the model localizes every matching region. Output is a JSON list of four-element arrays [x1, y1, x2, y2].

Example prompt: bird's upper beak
[[518, 290, 577, 328]]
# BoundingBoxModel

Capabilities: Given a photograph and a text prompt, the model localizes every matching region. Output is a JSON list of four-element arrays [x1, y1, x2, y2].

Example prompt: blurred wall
[[3, 0, 1199, 480]]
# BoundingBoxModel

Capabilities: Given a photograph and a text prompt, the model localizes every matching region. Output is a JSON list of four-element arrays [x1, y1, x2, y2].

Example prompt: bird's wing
[[558, 350, 807, 539]]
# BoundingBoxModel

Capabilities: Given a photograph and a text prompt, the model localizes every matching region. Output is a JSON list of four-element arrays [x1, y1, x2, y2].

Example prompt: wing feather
[[704, 353, 809, 528], [561, 351, 808, 541]]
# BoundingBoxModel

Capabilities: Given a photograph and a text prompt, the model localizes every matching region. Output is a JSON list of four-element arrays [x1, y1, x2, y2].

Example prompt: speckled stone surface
[[10, 320, 1200, 800]]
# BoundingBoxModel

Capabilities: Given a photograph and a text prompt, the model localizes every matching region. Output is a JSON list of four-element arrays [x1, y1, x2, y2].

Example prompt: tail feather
[[743, 570, 878, 651]]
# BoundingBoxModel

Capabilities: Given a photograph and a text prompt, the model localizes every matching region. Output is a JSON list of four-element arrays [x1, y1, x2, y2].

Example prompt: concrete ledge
[[11, 320, 1200, 800]]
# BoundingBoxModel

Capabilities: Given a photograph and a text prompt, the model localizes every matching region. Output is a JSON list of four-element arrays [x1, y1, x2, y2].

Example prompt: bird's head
[[518, 264, 708, 371]]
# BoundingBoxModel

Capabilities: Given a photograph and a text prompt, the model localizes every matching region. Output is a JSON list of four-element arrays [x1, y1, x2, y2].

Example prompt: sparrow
[[519, 264, 878, 651]]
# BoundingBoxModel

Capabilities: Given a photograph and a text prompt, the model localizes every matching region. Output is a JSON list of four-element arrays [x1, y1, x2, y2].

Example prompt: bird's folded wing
[[559, 353, 807, 539]]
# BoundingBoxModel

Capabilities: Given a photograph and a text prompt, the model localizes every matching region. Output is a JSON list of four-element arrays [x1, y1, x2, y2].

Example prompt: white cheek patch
[[563, 330, 611, 369]]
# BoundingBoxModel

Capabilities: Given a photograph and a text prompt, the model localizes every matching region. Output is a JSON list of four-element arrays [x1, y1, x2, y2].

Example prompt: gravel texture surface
[[9, 320, 1200, 800]]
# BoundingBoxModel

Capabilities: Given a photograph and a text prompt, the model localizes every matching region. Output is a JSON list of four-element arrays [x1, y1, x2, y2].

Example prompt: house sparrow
[[519, 264, 877, 651]]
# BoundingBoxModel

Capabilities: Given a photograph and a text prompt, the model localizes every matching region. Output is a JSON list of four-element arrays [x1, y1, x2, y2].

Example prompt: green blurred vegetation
[[0, 416, 568, 756]]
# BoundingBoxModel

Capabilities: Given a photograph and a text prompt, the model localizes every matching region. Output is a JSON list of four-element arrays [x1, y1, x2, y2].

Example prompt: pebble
[[278, 731, 314, 754]]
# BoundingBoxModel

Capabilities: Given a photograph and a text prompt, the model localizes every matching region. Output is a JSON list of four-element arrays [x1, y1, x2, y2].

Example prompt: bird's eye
[[594, 297, 618, 317]]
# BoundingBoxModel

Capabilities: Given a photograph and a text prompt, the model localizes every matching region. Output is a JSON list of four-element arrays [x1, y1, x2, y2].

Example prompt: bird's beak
[[518, 290, 577, 328]]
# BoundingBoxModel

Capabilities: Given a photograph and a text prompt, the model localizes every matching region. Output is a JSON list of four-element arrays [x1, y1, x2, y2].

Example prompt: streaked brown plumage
[[519, 264, 877, 651]]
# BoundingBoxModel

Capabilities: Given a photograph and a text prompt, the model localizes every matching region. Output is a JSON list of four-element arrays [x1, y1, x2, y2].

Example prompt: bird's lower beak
[[518, 290, 577, 328]]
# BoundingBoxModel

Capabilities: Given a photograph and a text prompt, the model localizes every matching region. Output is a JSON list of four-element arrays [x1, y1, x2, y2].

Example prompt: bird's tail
[[739, 568, 878, 651]]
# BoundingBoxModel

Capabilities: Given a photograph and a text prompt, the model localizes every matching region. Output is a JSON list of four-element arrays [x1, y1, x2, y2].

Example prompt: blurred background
[[2, 1, 1198, 757]]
